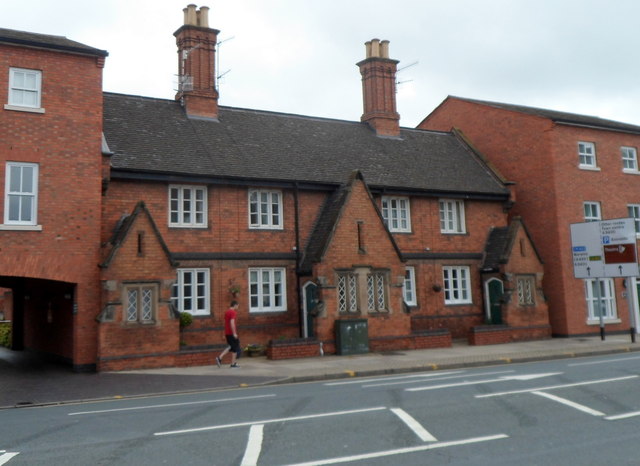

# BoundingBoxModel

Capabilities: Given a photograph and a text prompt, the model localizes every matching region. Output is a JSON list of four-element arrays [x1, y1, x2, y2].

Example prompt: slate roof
[[450, 96, 640, 135], [103, 93, 510, 198], [0, 28, 108, 57], [482, 217, 543, 272]]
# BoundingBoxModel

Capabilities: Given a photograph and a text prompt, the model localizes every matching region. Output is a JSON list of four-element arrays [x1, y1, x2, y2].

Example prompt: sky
[[4, 0, 640, 128]]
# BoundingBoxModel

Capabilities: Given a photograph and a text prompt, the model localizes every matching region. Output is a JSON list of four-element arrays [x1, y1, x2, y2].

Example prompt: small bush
[[0, 322, 11, 348], [179, 312, 193, 329]]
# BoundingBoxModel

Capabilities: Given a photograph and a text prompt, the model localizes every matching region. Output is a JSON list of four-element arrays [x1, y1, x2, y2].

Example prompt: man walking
[[216, 300, 241, 368]]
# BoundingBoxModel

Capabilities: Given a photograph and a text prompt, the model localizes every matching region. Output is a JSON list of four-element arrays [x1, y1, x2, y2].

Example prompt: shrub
[[179, 312, 193, 329], [0, 322, 11, 348]]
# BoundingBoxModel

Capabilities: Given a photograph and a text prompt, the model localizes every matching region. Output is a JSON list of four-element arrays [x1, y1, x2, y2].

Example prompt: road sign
[[571, 218, 639, 278]]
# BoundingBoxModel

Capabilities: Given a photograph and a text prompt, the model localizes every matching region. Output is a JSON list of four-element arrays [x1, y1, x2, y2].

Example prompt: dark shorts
[[226, 335, 241, 357]]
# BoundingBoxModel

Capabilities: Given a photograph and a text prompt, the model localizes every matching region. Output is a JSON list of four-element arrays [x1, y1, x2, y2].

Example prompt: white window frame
[[172, 268, 210, 316], [443, 266, 472, 305], [439, 199, 466, 234], [381, 196, 411, 232], [124, 284, 156, 324], [585, 278, 617, 321], [403, 266, 417, 306], [628, 204, 640, 236], [367, 271, 388, 312], [169, 185, 207, 228], [338, 272, 359, 314], [516, 275, 535, 306], [6, 67, 43, 112], [4, 162, 38, 226], [249, 189, 283, 229], [249, 267, 286, 312], [622, 146, 639, 172], [578, 141, 597, 169], [583, 201, 601, 222]]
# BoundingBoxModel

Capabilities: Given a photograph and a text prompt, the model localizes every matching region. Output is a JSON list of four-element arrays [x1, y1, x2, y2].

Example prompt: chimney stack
[[174, 4, 219, 120], [357, 39, 400, 137]]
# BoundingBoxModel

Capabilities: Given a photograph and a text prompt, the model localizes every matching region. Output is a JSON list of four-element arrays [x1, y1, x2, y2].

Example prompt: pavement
[[1, 335, 640, 409]]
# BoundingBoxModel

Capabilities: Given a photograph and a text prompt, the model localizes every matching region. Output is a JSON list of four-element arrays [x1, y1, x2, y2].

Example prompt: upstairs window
[[583, 202, 601, 222], [622, 146, 638, 172], [439, 199, 466, 234], [578, 141, 597, 168], [4, 162, 38, 225], [169, 185, 207, 227], [249, 189, 283, 229], [381, 196, 411, 232], [7, 68, 42, 110]]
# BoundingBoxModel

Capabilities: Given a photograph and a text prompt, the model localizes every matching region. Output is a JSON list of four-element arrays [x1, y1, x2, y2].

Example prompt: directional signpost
[[571, 218, 639, 341]]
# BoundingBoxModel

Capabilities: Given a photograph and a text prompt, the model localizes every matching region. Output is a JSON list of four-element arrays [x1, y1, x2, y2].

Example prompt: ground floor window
[[125, 284, 156, 323], [338, 272, 359, 313], [367, 272, 388, 312], [337, 268, 389, 314], [584, 278, 616, 320], [172, 268, 210, 315], [516, 275, 535, 306], [249, 267, 286, 312], [403, 266, 416, 306], [443, 266, 471, 304]]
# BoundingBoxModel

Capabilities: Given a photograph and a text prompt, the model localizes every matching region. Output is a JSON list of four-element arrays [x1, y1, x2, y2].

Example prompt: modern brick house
[[421, 96, 640, 338], [1, 6, 550, 371]]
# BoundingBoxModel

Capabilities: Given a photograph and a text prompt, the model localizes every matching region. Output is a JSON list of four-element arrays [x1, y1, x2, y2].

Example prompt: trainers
[[215, 357, 221, 368], [230, 363, 239, 368]]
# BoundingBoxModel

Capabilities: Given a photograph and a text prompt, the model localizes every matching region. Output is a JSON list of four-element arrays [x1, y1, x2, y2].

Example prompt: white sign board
[[571, 218, 639, 278]]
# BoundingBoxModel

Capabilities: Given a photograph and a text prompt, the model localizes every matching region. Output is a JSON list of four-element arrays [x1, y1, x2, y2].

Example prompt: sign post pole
[[627, 277, 637, 343]]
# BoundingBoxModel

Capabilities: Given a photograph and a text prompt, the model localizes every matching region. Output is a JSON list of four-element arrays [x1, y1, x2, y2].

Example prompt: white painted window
[[439, 199, 466, 233], [578, 141, 596, 168], [169, 185, 207, 227], [628, 205, 640, 235], [403, 266, 417, 306], [585, 278, 616, 320], [381, 196, 411, 232], [249, 267, 286, 312], [125, 284, 156, 323], [443, 266, 471, 304], [583, 202, 601, 222], [172, 268, 210, 315], [249, 189, 283, 229], [367, 272, 388, 312], [338, 272, 359, 313], [4, 162, 38, 225], [8, 68, 42, 108], [622, 146, 638, 171]]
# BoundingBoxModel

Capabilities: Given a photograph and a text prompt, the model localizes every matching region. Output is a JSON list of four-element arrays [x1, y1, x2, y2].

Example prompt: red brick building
[[421, 96, 640, 337], [0, 6, 550, 371]]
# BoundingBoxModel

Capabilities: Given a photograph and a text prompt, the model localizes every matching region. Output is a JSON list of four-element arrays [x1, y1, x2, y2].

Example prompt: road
[[2, 353, 640, 465]]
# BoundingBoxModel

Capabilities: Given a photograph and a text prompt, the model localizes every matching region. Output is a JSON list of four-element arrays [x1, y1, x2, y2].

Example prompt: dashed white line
[[240, 424, 264, 466], [605, 411, 640, 421], [68, 394, 276, 416], [569, 355, 640, 366], [324, 371, 463, 386], [531, 391, 605, 416], [363, 370, 515, 388], [475, 375, 639, 398], [390, 408, 437, 442], [284, 434, 509, 465], [154, 406, 387, 436], [0, 452, 20, 465]]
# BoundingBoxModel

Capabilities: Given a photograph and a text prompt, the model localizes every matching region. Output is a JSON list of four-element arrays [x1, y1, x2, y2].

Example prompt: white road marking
[[68, 394, 276, 416], [407, 373, 561, 392], [569, 355, 640, 366], [390, 408, 437, 442], [531, 391, 605, 416], [605, 411, 640, 421], [475, 375, 639, 398], [284, 434, 509, 465], [363, 370, 515, 388], [154, 406, 387, 436], [0, 452, 20, 465], [240, 424, 264, 466], [324, 371, 463, 386]]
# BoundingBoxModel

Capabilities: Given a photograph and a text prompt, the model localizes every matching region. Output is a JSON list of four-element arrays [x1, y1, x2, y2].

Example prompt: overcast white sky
[[4, 0, 640, 127]]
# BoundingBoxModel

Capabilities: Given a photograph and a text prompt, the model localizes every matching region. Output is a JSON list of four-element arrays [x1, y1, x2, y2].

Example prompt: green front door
[[487, 279, 504, 325]]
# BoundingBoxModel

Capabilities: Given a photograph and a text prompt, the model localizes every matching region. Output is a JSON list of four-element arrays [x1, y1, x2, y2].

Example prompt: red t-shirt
[[224, 307, 237, 336]]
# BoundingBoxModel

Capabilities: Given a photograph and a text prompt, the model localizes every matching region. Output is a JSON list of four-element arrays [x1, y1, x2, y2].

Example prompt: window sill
[[4, 104, 45, 114], [0, 224, 42, 231], [623, 169, 640, 175], [578, 165, 601, 171], [587, 318, 621, 325], [168, 224, 208, 229], [249, 309, 288, 314]]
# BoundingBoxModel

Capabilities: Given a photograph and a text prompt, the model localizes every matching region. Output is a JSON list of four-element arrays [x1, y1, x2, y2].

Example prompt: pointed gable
[[483, 217, 543, 272], [100, 201, 175, 269], [301, 170, 403, 274]]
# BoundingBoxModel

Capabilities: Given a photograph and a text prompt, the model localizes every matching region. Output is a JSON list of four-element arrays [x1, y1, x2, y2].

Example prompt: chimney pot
[[380, 40, 390, 59], [365, 41, 372, 58], [370, 39, 380, 57], [185, 4, 198, 25], [199, 6, 210, 27]]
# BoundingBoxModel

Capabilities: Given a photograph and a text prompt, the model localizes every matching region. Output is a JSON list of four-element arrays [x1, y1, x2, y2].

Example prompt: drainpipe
[[294, 182, 303, 337]]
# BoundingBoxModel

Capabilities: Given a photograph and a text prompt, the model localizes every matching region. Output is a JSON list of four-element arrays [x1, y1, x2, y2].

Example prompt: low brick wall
[[468, 324, 552, 346], [370, 330, 452, 352], [267, 338, 321, 360]]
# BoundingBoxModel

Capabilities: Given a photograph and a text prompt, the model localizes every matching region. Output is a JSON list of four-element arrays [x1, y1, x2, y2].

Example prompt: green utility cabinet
[[335, 319, 369, 355]]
